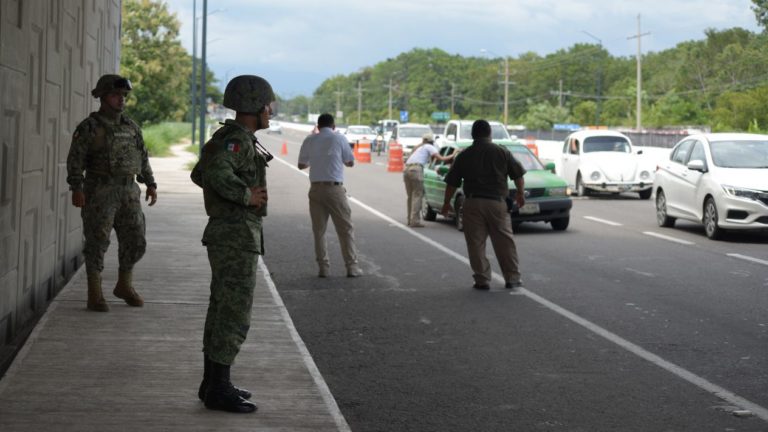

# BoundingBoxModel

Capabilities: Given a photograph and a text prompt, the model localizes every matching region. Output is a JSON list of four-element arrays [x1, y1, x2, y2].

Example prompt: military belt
[[86, 174, 135, 186], [312, 181, 343, 186]]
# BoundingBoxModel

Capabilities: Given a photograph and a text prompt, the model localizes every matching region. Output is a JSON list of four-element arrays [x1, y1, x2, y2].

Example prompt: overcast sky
[[162, 0, 761, 97]]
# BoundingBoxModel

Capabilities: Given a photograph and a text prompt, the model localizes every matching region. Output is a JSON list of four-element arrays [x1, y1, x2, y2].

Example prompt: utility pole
[[334, 87, 344, 118], [502, 57, 509, 126], [383, 78, 395, 120], [198, 0, 207, 151], [558, 79, 564, 108], [356, 81, 363, 124], [450, 82, 456, 117], [628, 14, 650, 131], [191, 0, 197, 150], [582, 30, 603, 125]]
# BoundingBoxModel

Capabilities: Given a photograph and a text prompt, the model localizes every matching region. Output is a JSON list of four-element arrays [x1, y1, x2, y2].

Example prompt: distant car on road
[[390, 123, 433, 157], [344, 125, 376, 148], [556, 130, 654, 199], [267, 120, 282, 134], [422, 140, 572, 232], [653, 133, 768, 240]]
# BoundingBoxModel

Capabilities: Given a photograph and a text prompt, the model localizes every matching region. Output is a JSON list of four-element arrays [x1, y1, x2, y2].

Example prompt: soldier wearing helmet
[[191, 75, 275, 414], [66, 73, 157, 313]]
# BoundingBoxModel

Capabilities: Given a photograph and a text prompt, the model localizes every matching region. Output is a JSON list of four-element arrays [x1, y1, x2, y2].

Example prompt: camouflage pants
[[203, 244, 258, 365], [82, 181, 146, 274]]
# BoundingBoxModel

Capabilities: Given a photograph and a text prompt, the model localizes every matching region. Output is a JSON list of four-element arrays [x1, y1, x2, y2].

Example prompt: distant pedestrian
[[403, 132, 453, 227], [298, 113, 362, 278], [191, 75, 275, 413], [66, 74, 157, 312], [441, 120, 525, 290]]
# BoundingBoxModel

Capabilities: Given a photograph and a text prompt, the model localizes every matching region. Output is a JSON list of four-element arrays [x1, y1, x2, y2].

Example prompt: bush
[[142, 122, 192, 156]]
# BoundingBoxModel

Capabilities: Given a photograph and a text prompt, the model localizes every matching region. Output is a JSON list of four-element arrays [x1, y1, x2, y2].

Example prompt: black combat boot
[[198, 355, 252, 401], [203, 361, 257, 413]]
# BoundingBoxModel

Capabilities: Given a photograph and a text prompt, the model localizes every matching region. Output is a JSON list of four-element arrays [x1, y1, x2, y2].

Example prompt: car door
[[678, 140, 707, 218], [423, 146, 454, 207], [662, 140, 695, 216], [561, 136, 581, 187]]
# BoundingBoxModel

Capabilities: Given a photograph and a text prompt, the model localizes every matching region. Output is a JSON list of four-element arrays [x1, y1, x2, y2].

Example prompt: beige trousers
[[461, 198, 521, 286], [308, 184, 359, 271], [403, 165, 424, 225]]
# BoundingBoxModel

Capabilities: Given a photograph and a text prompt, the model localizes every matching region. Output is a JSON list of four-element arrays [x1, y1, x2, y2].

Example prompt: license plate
[[519, 203, 540, 215]]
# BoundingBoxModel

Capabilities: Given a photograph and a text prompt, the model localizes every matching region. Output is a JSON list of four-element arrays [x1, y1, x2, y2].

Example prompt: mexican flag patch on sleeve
[[227, 141, 241, 153]]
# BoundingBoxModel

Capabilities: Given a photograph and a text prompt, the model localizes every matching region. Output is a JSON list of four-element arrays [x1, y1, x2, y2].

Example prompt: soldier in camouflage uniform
[[190, 75, 274, 414], [66, 74, 158, 312]]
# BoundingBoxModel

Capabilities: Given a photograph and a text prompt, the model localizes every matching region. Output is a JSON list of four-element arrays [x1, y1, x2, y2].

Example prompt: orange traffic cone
[[280, 141, 288, 155]]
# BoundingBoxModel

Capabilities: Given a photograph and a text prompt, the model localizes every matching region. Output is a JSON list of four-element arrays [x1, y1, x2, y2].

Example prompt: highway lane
[[255, 130, 768, 431]]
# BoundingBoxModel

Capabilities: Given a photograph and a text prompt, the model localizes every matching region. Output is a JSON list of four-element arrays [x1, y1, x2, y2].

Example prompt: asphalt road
[[255, 129, 768, 432]]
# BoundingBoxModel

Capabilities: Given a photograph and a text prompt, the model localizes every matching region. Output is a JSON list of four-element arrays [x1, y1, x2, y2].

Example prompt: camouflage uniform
[[66, 112, 156, 274], [191, 119, 268, 365]]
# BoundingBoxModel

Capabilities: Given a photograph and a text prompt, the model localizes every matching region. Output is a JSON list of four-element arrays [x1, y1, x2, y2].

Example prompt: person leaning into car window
[[403, 132, 454, 228], [441, 119, 526, 291]]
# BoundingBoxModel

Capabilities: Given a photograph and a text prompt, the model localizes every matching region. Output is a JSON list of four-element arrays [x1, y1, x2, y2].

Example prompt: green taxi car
[[422, 140, 572, 231]]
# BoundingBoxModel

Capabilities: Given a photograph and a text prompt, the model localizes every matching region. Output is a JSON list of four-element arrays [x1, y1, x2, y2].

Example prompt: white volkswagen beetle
[[556, 130, 655, 199]]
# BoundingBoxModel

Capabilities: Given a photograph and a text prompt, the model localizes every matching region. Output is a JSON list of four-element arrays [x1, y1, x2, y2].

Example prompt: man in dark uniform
[[66, 74, 158, 312], [441, 120, 526, 290], [191, 75, 274, 413]]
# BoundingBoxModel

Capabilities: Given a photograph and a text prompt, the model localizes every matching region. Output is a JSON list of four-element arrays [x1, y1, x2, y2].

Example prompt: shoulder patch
[[226, 140, 242, 153]]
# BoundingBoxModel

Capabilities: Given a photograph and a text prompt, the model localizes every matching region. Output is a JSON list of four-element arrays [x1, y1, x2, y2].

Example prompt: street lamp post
[[582, 31, 603, 126]]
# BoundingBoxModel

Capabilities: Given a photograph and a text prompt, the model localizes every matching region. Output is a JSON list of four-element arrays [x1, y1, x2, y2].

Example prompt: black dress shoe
[[473, 284, 490, 290], [204, 384, 257, 413]]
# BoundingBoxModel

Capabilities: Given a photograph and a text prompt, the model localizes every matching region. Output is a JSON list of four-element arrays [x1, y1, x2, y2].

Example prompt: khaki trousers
[[461, 198, 521, 286], [403, 165, 424, 225], [308, 183, 359, 271]]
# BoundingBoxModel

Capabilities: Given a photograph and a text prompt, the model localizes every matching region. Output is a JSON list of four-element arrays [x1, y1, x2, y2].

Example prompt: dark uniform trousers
[[462, 198, 521, 286]]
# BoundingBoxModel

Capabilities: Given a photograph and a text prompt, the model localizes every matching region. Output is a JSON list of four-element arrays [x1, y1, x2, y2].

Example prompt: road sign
[[431, 111, 450, 122], [400, 110, 409, 123]]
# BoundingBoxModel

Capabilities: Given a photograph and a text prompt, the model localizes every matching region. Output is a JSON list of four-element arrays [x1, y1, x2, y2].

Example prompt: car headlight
[[590, 171, 601, 181], [722, 185, 762, 201], [548, 187, 567, 197], [639, 170, 651, 180]]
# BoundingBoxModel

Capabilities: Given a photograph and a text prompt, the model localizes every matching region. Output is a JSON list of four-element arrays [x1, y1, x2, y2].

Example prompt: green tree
[[752, 0, 768, 30], [121, 0, 191, 125]]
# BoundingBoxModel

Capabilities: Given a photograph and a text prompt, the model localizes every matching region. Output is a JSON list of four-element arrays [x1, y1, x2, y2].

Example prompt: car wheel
[[576, 173, 589, 197], [551, 217, 569, 231], [454, 195, 465, 232], [422, 200, 437, 222], [655, 190, 676, 228], [703, 197, 724, 240]]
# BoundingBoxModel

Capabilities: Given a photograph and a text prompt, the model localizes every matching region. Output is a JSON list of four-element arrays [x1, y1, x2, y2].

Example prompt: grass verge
[[143, 122, 192, 157]]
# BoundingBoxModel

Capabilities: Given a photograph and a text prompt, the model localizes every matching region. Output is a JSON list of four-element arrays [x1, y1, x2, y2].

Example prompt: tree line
[[121, 0, 768, 132]]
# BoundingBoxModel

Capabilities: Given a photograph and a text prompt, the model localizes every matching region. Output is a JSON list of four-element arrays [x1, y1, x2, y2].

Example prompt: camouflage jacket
[[191, 119, 268, 253], [66, 112, 155, 190]]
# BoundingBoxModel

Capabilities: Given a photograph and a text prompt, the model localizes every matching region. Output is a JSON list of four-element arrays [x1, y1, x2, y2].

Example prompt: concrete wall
[[0, 0, 122, 371]]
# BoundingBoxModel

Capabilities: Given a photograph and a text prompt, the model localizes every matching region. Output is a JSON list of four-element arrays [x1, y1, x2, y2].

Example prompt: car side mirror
[[544, 162, 556, 173], [687, 159, 707, 172], [437, 165, 450, 176], [636, 149, 644, 155]]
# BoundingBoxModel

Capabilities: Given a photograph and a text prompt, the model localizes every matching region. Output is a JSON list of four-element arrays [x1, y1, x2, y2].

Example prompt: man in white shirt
[[298, 113, 361, 278], [403, 133, 454, 227]]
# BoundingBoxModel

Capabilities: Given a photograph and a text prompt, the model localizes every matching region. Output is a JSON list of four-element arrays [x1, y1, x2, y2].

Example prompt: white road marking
[[727, 253, 768, 267], [271, 155, 768, 423], [583, 216, 623, 226], [643, 231, 696, 245], [260, 259, 352, 432], [625, 268, 656, 278]]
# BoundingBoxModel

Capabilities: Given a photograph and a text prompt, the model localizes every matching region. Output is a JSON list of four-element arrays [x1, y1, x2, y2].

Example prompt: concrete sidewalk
[[0, 144, 349, 432]]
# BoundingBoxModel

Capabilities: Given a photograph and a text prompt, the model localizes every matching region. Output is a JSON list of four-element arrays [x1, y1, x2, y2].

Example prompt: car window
[[348, 127, 373, 135], [446, 124, 457, 140], [505, 145, 545, 170], [710, 139, 768, 168], [583, 136, 631, 153], [399, 126, 431, 138], [428, 147, 455, 170], [671, 140, 694, 164], [688, 141, 706, 165]]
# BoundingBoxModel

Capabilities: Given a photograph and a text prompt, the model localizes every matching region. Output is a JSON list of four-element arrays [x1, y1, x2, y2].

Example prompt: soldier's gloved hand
[[146, 187, 158, 207], [72, 190, 86, 208], [248, 186, 268, 208]]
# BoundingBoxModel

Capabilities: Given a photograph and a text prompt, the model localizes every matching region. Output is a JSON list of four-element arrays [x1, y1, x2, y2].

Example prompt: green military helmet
[[223, 75, 275, 113], [91, 74, 132, 98]]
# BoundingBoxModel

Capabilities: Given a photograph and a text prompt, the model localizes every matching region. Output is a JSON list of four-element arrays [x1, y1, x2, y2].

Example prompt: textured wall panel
[[0, 0, 121, 371]]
